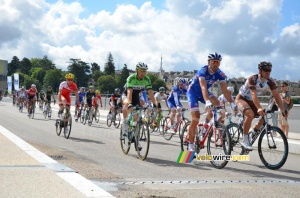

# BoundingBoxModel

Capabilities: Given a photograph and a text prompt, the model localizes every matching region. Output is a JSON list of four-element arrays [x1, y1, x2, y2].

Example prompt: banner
[[13, 73, 19, 90], [7, 76, 12, 94]]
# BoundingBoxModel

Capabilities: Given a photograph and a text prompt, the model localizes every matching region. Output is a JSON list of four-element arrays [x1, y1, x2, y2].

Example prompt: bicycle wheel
[[258, 126, 288, 170], [162, 117, 174, 140], [114, 113, 121, 128], [31, 105, 35, 119], [158, 118, 165, 135], [43, 110, 47, 119], [120, 124, 131, 154], [80, 113, 84, 123], [207, 126, 231, 169], [178, 118, 189, 139], [55, 120, 62, 136], [180, 121, 191, 152], [64, 115, 72, 139], [48, 108, 52, 119], [135, 120, 150, 161], [107, 114, 112, 127], [225, 123, 243, 156], [84, 112, 88, 125], [95, 110, 100, 123], [88, 112, 93, 126]]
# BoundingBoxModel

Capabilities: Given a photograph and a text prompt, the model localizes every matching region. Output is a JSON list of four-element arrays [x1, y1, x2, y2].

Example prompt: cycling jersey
[[46, 90, 53, 101], [93, 95, 102, 106], [78, 91, 86, 103], [27, 88, 38, 100], [167, 85, 187, 109], [187, 65, 226, 110], [239, 74, 277, 101], [109, 93, 121, 105], [85, 91, 95, 106], [18, 90, 27, 98], [154, 92, 168, 102], [59, 81, 78, 104], [124, 73, 152, 106], [40, 92, 45, 100]]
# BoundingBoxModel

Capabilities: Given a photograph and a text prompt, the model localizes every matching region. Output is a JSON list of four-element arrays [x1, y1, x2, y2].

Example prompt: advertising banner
[[14, 73, 19, 90], [7, 76, 12, 94]]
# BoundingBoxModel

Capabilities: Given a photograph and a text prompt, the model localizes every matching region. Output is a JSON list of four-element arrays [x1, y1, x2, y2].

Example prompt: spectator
[[279, 81, 291, 138]]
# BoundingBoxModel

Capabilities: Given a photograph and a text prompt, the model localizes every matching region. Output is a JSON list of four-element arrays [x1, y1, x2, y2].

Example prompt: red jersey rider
[[57, 73, 79, 118]]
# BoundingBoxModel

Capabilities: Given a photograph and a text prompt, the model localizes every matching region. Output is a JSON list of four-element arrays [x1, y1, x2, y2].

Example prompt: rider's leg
[[188, 110, 200, 151]]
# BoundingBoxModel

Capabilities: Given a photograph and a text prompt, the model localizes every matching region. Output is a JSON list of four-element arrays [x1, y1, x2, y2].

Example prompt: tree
[[7, 56, 20, 76], [92, 70, 104, 83], [31, 56, 56, 70], [43, 69, 63, 92], [67, 59, 91, 87], [19, 58, 32, 75], [117, 64, 130, 88], [97, 75, 116, 94], [147, 74, 159, 85], [23, 75, 41, 91], [31, 67, 46, 85], [152, 79, 167, 92], [104, 52, 115, 76], [91, 62, 100, 74]]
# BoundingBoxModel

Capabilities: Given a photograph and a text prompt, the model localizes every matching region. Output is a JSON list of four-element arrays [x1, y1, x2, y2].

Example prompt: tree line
[[7, 52, 167, 94]]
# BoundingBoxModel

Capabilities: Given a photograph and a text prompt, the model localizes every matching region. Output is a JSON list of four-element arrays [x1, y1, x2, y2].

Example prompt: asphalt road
[[1, 98, 300, 198]]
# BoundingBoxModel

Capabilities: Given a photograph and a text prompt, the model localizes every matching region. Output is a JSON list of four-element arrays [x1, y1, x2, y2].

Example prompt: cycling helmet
[[208, 52, 222, 61], [159, 87, 165, 92], [40, 90, 44, 92], [65, 73, 74, 79], [89, 85, 94, 89], [21, 86, 25, 89], [31, 84, 36, 88], [227, 86, 234, 93], [80, 87, 85, 90], [115, 88, 120, 93], [178, 78, 187, 84], [96, 90, 100, 94], [258, 61, 272, 70], [136, 62, 148, 70], [48, 86, 51, 88]]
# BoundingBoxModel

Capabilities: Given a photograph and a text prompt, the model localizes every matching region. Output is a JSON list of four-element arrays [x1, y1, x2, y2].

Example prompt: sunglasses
[[280, 85, 286, 87], [67, 79, 73, 81], [210, 60, 220, 64], [262, 69, 271, 72]]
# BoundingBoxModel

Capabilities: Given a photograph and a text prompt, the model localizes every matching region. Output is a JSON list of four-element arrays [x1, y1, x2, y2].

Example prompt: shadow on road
[[69, 137, 105, 145]]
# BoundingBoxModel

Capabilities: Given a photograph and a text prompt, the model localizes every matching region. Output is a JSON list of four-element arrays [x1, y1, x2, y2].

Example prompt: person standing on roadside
[[279, 81, 291, 138]]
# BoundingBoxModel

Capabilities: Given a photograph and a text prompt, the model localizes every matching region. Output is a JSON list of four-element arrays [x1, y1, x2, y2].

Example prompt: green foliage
[[30, 56, 56, 70], [67, 59, 91, 87], [97, 75, 116, 94], [92, 70, 104, 83], [152, 79, 167, 91], [147, 74, 158, 85], [31, 68, 46, 85], [23, 74, 41, 90], [19, 58, 32, 75], [104, 52, 115, 76], [43, 69, 63, 93], [117, 64, 130, 88], [91, 62, 100, 74], [8, 56, 20, 76]]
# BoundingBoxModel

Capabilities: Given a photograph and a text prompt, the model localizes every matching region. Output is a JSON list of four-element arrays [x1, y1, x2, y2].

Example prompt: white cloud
[[0, 0, 299, 81]]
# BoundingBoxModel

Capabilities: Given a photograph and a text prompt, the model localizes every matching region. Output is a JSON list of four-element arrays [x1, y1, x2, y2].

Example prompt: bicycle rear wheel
[[94, 110, 100, 123], [120, 124, 131, 154], [107, 114, 112, 127], [162, 117, 174, 140], [64, 115, 72, 139], [258, 126, 288, 170], [207, 126, 231, 169], [178, 118, 189, 139], [135, 121, 150, 160], [55, 120, 62, 136], [180, 121, 191, 152]]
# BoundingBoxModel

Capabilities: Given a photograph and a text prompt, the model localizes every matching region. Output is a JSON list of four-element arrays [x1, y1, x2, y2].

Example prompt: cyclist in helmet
[[44, 86, 55, 113], [93, 89, 103, 112], [75, 87, 86, 121], [109, 88, 121, 115], [84, 85, 96, 124], [57, 73, 79, 119], [121, 62, 156, 141], [166, 78, 187, 133], [235, 61, 287, 151], [152, 87, 169, 127], [187, 52, 236, 151], [27, 84, 39, 116], [217, 86, 237, 124]]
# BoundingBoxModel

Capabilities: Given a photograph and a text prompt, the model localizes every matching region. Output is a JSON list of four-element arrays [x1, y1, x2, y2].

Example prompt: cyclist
[[27, 84, 38, 116], [57, 73, 79, 119], [93, 90, 103, 109], [152, 87, 169, 127], [84, 86, 96, 123], [217, 86, 237, 124], [187, 52, 236, 151], [75, 87, 86, 120], [109, 88, 122, 115], [44, 86, 56, 112], [167, 78, 187, 133], [39, 90, 45, 109], [17, 86, 27, 109], [121, 62, 156, 140], [235, 61, 287, 151]]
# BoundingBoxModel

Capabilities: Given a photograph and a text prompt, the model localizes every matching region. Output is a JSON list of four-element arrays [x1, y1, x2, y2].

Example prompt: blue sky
[[1, 0, 300, 81]]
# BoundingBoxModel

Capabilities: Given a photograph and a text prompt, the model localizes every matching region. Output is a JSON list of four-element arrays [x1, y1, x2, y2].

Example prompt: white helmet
[[31, 84, 36, 88], [227, 86, 234, 93]]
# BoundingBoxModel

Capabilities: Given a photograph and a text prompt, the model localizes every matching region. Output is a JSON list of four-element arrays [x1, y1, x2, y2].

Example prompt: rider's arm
[[75, 91, 79, 104], [199, 78, 210, 102], [220, 82, 234, 104], [127, 88, 133, 104], [99, 95, 103, 107], [58, 89, 62, 103], [172, 91, 180, 107], [147, 89, 156, 106]]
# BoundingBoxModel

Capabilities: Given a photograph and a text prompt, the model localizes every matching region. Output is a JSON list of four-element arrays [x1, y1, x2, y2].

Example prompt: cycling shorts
[[187, 89, 214, 111]]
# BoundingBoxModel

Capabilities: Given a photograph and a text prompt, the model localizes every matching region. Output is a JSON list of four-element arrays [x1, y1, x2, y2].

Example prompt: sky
[[0, 0, 300, 81]]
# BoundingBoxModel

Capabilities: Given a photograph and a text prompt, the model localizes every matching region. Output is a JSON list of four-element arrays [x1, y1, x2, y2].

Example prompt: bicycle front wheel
[[180, 121, 191, 152], [135, 121, 150, 160], [64, 115, 72, 139], [162, 117, 174, 140], [107, 114, 112, 127], [225, 123, 243, 156], [95, 110, 100, 123], [207, 126, 231, 169], [55, 120, 62, 136], [114, 113, 121, 128], [258, 126, 288, 170], [120, 124, 131, 154]]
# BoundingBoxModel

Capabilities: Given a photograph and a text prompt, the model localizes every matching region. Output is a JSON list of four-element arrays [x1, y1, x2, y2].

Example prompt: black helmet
[[159, 87, 165, 92], [258, 61, 272, 70], [115, 88, 120, 93]]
